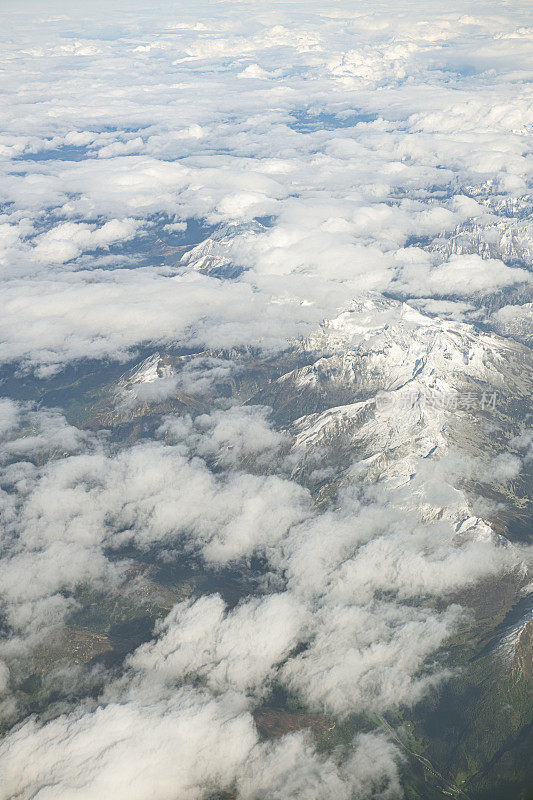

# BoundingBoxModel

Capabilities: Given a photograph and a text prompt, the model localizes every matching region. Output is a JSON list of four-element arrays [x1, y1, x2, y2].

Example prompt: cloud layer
[[0, 0, 531, 371], [0, 0, 531, 797]]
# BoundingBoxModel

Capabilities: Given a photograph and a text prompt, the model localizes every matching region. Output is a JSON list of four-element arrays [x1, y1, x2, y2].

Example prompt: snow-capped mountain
[[255, 293, 529, 420], [118, 352, 175, 392], [430, 218, 533, 267], [180, 221, 266, 278], [93, 352, 205, 424], [490, 302, 533, 346], [93, 293, 531, 542], [245, 296, 532, 535]]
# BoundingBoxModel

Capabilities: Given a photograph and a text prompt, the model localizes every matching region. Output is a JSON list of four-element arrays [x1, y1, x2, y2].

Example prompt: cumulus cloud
[[489, 303, 533, 344], [0, 681, 402, 800], [397, 253, 531, 298], [0, 394, 520, 679], [0, 0, 530, 370], [510, 428, 533, 464], [193, 406, 287, 465], [0, 405, 308, 656], [0, 0, 531, 796], [0, 388, 525, 796], [0, 400, 20, 438], [0, 269, 321, 372], [130, 593, 308, 695], [0, 688, 258, 800], [0, 405, 91, 460], [31, 219, 139, 265]]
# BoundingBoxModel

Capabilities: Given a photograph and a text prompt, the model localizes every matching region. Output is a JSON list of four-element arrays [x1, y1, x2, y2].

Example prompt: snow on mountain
[[180, 221, 266, 278], [490, 302, 533, 346], [97, 294, 529, 543], [119, 352, 174, 386], [115, 352, 176, 401], [270, 295, 532, 532], [104, 352, 201, 421], [303, 295, 529, 393], [430, 217, 533, 267], [491, 592, 533, 672]]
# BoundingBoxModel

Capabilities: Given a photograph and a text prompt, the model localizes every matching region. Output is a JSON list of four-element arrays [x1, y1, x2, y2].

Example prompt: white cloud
[[0, 680, 402, 800], [0, 400, 20, 438], [193, 405, 286, 465], [32, 219, 139, 265], [130, 593, 308, 695], [0, 0, 529, 369], [398, 253, 531, 298], [0, 0, 531, 796], [0, 688, 258, 800]]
